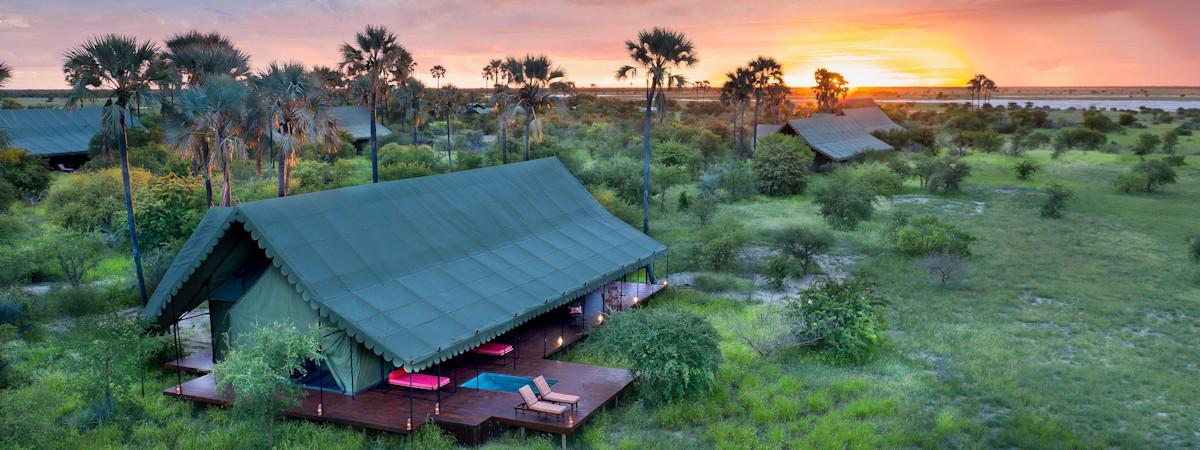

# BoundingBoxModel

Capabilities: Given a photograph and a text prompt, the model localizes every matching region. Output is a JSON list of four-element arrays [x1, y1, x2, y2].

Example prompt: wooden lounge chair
[[387, 368, 451, 391], [533, 375, 579, 410], [515, 385, 568, 422]]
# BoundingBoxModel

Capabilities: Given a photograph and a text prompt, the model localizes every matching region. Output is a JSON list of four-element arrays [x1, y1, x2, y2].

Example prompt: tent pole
[[436, 363, 442, 413], [350, 347, 355, 400], [475, 352, 480, 392], [319, 346, 325, 416], [543, 322, 547, 358], [407, 371, 414, 431]]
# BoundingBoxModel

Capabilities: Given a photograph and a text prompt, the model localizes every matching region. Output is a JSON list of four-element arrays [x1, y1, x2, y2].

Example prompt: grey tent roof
[[838, 98, 880, 109], [141, 158, 666, 371], [755, 124, 784, 140], [781, 106, 901, 161], [330, 106, 390, 141], [0, 107, 141, 157]]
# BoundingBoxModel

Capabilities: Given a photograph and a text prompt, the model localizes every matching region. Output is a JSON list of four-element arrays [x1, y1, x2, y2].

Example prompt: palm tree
[[339, 25, 402, 184], [504, 55, 567, 162], [311, 65, 348, 103], [397, 77, 427, 144], [438, 85, 460, 165], [813, 68, 848, 113], [720, 67, 753, 158], [253, 62, 327, 197], [483, 59, 504, 89], [63, 34, 159, 304], [0, 61, 12, 148], [162, 31, 251, 86], [430, 65, 446, 88], [982, 76, 997, 106], [175, 75, 249, 207], [748, 57, 784, 155], [384, 46, 416, 124], [967, 74, 983, 107], [616, 27, 698, 247]]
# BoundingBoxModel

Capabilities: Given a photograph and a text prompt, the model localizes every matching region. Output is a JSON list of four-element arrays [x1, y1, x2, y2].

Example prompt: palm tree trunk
[[201, 138, 213, 206], [446, 105, 453, 167], [524, 110, 532, 161], [370, 92, 379, 183], [641, 88, 657, 284], [277, 125, 288, 197], [117, 110, 148, 305], [752, 94, 761, 157], [218, 135, 232, 207]]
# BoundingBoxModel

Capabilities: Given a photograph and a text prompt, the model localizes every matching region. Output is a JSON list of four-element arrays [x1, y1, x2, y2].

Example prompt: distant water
[[877, 98, 1200, 111]]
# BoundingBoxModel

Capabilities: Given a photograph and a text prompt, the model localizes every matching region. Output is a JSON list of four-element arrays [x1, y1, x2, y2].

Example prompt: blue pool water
[[461, 372, 556, 394]]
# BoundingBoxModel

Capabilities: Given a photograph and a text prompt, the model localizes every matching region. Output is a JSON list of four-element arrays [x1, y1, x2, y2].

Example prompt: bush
[[1115, 160, 1177, 193], [1008, 129, 1051, 156], [589, 308, 721, 403], [919, 252, 968, 286], [45, 168, 151, 233], [752, 134, 814, 196], [0, 244, 35, 287], [1053, 127, 1107, 156], [1188, 235, 1200, 266], [213, 322, 323, 447], [0, 148, 53, 200], [378, 143, 438, 181], [774, 225, 834, 275], [292, 159, 359, 194], [812, 172, 875, 230], [895, 215, 974, 256], [589, 187, 640, 227], [38, 227, 106, 286], [1081, 110, 1119, 132], [926, 158, 972, 193], [1164, 155, 1186, 167], [785, 278, 888, 363], [134, 174, 206, 249], [845, 162, 903, 196], [958, 130, 1004, 154], [1040, 184, 1073, 219], [1132, 133, 1161, 156], [66, 312, 167, 427], [696, 216, 749, 270], [763, 255, 794, 290], [1013, 160, 1039, 180], [730, 305, 797, 357]]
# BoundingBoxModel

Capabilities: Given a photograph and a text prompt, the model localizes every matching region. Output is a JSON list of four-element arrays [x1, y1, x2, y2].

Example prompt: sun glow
[[777, 28, 972, 88]]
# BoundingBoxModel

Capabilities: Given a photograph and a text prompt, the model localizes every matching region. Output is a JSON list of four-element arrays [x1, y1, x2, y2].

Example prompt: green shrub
[[1040, 184, 1073, 219], [690, 273, 754, 294], [0, 245, 35, 287], [812, 172, 875, 230], [1132, 132, 1161, 156], [1187, 235, 1200, 267], [45, 168, 151, 233], [0, 148, 53, 200], [134, 174, 206, 248], [1013, 160, 1039, 180], [589, 308, 721, 403], [846, 162, 903, 196], [454, 151, 484, 170], [1053, 126, 1107, 157], [1115, 160, 1177, 193], [895, 215, 974, 256], [66, 312, 167, 427], [291, 159, 359, 194], [774, 225, 834, 275], [379, 143, 438, 181], [926, 158, 972, 193], [1164, 155, 1186, 167], [786, 277, 888, 363], [589, 187, 640, 227], [38, 227, 106, 286], [763, 255, 794, 290], [697, 216, 749, 270], [213, 322, 323, 448], [752, 134, 814, 196]]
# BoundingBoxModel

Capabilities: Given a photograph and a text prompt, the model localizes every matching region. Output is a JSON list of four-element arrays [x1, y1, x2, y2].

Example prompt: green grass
[[564, 147, 1200, 448]]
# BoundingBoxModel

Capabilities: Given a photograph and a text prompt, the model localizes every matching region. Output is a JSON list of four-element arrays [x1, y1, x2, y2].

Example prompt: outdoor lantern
[[568, 415, 575, 426], [632, 296, 639, 304], [317, 403, 323, 416], [663, 280, 669, 287], [174, 385, 182, 395], [597, 314, 604, 324], [556, 336, 564, 346], [406, 417, 413, 431], [435, 402, 441, 415]]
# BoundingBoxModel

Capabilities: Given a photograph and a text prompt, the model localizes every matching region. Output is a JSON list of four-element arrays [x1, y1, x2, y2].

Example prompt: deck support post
[[561, 433, 566, 449], [436, 362, 442, 412], [318, 346, 326, 415], [407, 371, 414, 431], [172, 319, 183, 396], [542, 322, 548, 358]]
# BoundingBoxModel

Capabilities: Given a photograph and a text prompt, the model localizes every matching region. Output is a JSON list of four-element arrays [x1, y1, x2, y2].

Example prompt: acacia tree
[[340, 25, 402, 184], [504, 55, 567, 161], [720, 67, 753, 158], [813, 68, 848, 114], [616, 27, 698, 251], [748, 56, 784, 155], [63, 34, 160, 304]]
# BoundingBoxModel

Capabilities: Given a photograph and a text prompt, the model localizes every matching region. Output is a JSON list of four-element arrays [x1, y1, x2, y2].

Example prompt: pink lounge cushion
[[387, 368, 450, 390], [471, 342, 514, 356]]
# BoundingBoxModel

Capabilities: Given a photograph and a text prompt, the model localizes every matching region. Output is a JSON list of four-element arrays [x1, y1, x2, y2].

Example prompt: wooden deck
[[162, 282, 665, 444]]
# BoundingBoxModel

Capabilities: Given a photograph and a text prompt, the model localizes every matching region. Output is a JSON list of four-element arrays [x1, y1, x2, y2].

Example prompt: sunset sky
[[1, 0, 1197, 90]]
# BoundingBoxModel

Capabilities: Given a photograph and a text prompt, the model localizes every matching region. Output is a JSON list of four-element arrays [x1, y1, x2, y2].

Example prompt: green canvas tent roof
[[141, 158, 666, 371], [0, 107, 142, 157]]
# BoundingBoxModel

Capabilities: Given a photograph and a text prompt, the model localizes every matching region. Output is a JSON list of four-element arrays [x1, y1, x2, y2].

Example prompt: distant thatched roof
[[0, 107, 141, 157]]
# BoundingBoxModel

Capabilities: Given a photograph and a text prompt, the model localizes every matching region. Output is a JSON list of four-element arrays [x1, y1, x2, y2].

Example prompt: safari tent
[[140, 158, 666, 396]]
